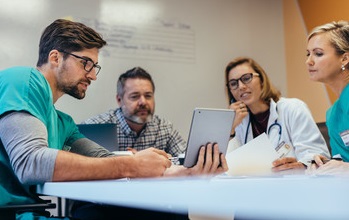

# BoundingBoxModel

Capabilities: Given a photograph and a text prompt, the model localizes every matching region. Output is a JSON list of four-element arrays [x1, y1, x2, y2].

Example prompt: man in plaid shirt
[[82, 67, 186, 157]]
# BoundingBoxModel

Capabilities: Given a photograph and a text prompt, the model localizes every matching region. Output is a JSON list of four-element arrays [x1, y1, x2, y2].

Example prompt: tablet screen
[[183, 108, 235, 168]]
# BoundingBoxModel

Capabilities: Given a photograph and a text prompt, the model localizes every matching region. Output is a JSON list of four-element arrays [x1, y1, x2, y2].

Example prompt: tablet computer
[[183, 108, 235, 168]]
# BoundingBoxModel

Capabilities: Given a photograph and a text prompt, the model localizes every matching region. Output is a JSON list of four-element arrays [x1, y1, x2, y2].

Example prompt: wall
[[283, 0, 330, 122], [0, 0, 285, 140]]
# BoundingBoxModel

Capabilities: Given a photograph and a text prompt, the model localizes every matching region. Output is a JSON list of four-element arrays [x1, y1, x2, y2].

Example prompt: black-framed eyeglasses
[[60, 50, 101, 76], [227, 73, 259, 90]]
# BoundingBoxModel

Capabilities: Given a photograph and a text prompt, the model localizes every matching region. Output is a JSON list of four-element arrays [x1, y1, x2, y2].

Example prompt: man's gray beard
[[121, 105, 153, 125], [125, 114, 153, 125]]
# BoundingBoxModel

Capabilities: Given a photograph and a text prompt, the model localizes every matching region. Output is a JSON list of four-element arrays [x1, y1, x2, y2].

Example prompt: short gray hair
[[117, 67, 155, 97]]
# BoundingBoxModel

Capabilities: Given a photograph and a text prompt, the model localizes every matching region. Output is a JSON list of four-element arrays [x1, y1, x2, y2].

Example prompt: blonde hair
[[308, 20, 349, 56]]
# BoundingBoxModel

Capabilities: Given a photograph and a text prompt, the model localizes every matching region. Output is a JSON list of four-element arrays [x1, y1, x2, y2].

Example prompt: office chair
[[0, 201, 56, 220], [0, 147, 57, 220], [316, 122, 331, 154]]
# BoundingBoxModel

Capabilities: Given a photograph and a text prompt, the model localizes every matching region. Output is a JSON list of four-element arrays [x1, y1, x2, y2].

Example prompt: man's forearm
[[52, 150, 136, 181], [0, 112, 57, 184]]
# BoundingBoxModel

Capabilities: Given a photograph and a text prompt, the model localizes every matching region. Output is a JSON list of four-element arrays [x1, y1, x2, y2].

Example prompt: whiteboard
[[0, 0, 286, 140]]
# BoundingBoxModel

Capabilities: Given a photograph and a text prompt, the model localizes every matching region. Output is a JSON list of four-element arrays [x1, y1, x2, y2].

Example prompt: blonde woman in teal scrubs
[[306, 21, 349, 176]]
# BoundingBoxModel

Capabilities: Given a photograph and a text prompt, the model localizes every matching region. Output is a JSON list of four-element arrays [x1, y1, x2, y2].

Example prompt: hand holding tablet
[[183, 108, 235, 168]]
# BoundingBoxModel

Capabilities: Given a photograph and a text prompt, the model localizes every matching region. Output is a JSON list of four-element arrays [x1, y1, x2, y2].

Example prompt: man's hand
[[131, 147, 171, 178]]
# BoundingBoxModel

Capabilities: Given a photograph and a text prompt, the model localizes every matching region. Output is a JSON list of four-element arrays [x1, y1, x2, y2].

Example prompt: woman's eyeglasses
[[227, 73, 259, 90]]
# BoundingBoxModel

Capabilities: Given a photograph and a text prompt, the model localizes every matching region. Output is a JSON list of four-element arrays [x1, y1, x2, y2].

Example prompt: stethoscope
[[244, 109, 282, 144]]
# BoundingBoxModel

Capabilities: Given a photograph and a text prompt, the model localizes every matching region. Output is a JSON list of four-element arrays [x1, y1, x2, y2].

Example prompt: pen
[[311, 157, 343, 165], [170, 157, 179, 165]]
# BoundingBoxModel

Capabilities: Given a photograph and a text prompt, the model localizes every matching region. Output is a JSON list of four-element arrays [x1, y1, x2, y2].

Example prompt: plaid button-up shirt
[[82, 108, 186, 156]]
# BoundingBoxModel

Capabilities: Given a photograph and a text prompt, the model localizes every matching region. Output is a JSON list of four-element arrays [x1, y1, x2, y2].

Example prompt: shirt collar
[[115, 108, 136, 136]]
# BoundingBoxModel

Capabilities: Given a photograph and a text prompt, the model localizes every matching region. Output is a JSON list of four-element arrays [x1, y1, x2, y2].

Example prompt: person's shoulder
[[56, 110, 75, 122], [1, 66, 32, 73], [342, 83, 349, 95], [0, 66, 33, 81], [1, 67, 48, 91], [151, 115, 173, 126], [277, 97, 306, 106], [276, 97, 312, 119], [82, 109, 116, 124], [0, 67, 51, 115]]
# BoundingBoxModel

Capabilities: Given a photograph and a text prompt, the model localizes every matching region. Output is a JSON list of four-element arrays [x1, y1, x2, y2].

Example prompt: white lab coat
[[228, 97, 330, 166]]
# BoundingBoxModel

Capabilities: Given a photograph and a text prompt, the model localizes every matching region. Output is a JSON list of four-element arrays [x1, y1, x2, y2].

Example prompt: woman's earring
[[342, 64, 346, 71]]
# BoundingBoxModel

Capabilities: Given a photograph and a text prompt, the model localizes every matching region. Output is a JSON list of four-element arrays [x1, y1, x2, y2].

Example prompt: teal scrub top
[[326, 83, 349, 162], [0, 66, 84, 208]]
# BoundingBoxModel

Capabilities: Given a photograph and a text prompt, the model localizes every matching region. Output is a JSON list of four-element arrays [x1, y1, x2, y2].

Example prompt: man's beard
[[122, 105, 153, 125], [57, 65, 89, 100], [61, 84, 86, 99]]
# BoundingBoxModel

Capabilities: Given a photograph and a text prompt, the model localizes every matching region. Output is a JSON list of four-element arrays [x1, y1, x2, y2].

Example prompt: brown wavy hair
[[37, 19, 106, 67]]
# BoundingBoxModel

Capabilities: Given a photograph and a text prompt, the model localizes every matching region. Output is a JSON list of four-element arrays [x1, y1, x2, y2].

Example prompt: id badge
[[340, 130, 349, 147], [275, 141, 292, 158]]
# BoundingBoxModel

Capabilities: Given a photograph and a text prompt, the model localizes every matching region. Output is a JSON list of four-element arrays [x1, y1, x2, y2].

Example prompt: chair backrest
[[316, 122, 331, 154], [77, 124, 118, 152], [0, 202, 56, 220], [0, 143, 57, 219]]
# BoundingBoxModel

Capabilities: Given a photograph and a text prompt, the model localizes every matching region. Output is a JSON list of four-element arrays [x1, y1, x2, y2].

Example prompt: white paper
[[112, 151, 133, 156], [226, 133, 279, 176]]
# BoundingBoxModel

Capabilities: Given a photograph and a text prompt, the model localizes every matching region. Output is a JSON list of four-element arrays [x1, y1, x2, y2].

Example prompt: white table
[[37, 175, 349, 219]]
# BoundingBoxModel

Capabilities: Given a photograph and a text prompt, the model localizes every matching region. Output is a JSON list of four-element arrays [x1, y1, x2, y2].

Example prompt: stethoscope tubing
[[244, 119, 282, 144]]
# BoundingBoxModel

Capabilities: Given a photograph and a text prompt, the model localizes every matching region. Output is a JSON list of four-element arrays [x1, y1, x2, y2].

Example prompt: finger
[[231, 101, 243, 110], [203, 143, 213, 172], [272, 164, 288, 172], [196, 146, 206, 170], [219, 153, 229, 172], [285, 157, 297, 163], [210, 143, 221, 172], [272, 162, 293, 171], [273, 157, 296, 167], [159, 153, 172, 169], [314, 155, 328, 166], [272, 162, 303, 172], [152, 148, 169, 158], [228, 103, 236, 110], [272, 158, 283, 167], [280, 157, 296, 163], [287, 162, 306, 169], [127, 147, 138, 154], [164, 158, 172, 168]]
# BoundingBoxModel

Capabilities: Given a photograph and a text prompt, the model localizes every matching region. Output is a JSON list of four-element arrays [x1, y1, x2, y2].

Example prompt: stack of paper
[[226, 133, 279, 176]]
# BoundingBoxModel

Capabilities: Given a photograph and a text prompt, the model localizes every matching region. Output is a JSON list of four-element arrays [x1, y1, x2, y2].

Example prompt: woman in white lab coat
[[225, 57, 330, 172]]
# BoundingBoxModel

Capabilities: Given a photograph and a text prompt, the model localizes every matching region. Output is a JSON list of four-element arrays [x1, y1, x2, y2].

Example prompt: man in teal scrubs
[[0, 19, 227, 219]]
